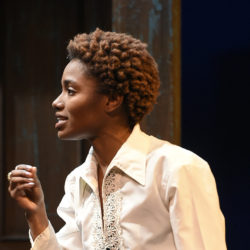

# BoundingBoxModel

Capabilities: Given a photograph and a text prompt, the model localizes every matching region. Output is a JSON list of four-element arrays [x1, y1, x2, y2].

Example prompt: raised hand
[[8, 165, 44, 212], [8, 164, 48, 239]]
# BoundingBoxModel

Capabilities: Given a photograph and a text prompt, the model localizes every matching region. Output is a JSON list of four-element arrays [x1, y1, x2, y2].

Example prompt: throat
[[97, 163, 108, 218], [92, 126, 132, 169]]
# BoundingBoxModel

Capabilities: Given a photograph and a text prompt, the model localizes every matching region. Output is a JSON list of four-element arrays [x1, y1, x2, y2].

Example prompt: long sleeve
[[167, 157, 227, 250], [29, 174, 82, 250], [29, 221, 61, 250]]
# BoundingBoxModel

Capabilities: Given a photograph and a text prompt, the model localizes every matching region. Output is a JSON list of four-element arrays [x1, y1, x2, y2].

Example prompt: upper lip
[[55, 113, 68, 121]]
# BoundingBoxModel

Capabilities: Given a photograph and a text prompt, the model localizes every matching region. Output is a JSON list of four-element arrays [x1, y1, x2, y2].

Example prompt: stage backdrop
[[182, 0, 250, 249], [0, 0, 180, 249]]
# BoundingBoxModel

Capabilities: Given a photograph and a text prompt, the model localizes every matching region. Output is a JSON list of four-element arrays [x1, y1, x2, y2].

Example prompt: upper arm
[[166, 157, 227, 249]]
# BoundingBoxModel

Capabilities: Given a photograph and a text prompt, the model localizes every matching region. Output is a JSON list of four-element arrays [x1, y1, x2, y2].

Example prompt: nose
[[52, 94, 64, 110]]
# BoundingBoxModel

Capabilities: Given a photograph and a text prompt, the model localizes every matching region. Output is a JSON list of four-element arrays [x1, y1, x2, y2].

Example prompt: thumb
[[30, 166, 37, 178], [30, 167, 41, 186]]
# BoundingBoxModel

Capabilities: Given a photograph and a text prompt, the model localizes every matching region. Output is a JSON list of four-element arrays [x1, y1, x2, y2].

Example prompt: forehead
[[63, 59, 88, 77], [61, 59, 100, 92]]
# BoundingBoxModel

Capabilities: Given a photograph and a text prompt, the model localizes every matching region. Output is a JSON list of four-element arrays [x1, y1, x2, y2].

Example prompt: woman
[[8, 28, 227, 249]]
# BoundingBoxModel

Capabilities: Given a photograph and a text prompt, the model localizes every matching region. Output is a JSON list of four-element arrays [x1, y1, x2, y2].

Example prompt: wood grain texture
[[0, 0, 82, 247], [0, 0, 179, 249], [112, 0, 181, 144], [0, 1, 112, 249]]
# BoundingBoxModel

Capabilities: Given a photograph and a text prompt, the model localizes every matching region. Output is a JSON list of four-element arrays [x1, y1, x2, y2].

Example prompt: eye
[[67, 87, 75, 96]]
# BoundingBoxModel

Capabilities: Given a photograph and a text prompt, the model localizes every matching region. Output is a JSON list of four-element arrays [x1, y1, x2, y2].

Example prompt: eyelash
[[67, 88, 75, 96]]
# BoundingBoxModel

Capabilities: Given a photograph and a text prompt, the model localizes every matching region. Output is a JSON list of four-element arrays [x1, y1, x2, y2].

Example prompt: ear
[[105, 94, 124, 113]]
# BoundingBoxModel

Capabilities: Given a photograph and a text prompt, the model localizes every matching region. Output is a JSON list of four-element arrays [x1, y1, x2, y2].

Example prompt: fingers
[[8, 164, 45, 212], [8, 164, 37, 193], [10, 176, 35, 185], [15, 164, 34, 175], [11, 168, 33, 179], [12, 164, 39, 180], [9, 182, 35, 198]]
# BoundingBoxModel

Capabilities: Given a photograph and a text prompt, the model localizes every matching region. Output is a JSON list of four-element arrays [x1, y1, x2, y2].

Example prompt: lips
[[55, 115, 68, 129]]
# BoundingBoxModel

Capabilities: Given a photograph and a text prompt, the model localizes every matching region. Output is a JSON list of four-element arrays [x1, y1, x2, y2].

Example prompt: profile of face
[[52, 59, 108, 140]]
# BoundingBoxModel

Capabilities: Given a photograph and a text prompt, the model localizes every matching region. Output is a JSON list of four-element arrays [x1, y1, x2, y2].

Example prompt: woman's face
[[52, 59, 108, 140]]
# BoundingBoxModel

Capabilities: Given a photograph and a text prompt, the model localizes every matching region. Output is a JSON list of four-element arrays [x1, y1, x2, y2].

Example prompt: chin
[[57, 130, 75, 140], [57, 133, 79, 141], [57, 130, 93, 141]]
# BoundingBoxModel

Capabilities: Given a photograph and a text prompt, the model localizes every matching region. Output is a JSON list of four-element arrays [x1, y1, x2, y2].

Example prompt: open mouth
[[55, 115, 68, 129]]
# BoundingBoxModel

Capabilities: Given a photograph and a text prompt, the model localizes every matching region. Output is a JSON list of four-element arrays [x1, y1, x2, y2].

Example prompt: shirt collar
[[78, 124, 150, 188], [108, 124, 150, 185]]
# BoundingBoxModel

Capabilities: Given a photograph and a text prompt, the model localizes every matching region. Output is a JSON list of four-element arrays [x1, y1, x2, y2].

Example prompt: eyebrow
[[62, 79, 77, 87]]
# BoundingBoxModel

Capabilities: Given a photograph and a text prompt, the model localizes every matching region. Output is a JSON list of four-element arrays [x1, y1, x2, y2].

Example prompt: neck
[[91, 124, 133, 168]]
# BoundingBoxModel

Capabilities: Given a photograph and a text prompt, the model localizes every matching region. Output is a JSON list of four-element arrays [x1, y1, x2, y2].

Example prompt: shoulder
[[146, 136, 218, 204], [148, 135, 209, 168], [146, 135, 212, 183]]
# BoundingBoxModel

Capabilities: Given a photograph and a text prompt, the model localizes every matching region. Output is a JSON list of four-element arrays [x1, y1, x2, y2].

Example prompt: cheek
[[68, 103, 88, 121], [67, 96, 88, 112], [68, 99, 105, 125]]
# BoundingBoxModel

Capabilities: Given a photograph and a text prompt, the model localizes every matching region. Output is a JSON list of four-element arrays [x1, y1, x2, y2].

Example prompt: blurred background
[[182, 1, 250, 249], [0, 0, 249, 249]]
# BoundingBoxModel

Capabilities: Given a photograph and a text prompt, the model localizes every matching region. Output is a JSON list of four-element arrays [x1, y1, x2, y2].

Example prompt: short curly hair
[[67, 28, 160, 127]]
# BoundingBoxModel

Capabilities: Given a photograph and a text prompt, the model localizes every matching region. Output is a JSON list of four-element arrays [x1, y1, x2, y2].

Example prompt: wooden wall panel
[[0, 0, 82, 248], [0, 0, 179, 249], [112, 0, 181, 144], [0, 1, 112, 249]]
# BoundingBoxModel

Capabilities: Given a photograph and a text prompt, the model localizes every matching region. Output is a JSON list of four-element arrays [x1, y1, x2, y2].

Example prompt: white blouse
[[30, 125, 227, 250]]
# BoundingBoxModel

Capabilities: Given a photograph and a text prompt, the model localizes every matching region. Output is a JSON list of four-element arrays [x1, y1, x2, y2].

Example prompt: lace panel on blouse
[[92, 168, 123, 250]]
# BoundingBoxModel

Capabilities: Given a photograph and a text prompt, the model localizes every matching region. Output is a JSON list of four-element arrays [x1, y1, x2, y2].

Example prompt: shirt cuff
[[29, 221, 59, 250]]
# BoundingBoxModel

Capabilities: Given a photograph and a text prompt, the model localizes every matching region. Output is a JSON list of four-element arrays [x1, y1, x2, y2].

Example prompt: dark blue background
[[181, 1, 250, 249]]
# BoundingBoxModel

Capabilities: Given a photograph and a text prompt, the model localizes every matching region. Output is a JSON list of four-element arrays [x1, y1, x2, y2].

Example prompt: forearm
[[26, 203, 49, 240]]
